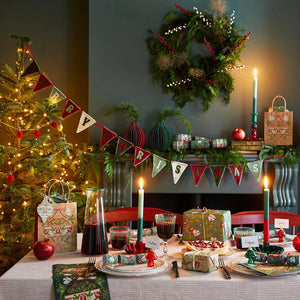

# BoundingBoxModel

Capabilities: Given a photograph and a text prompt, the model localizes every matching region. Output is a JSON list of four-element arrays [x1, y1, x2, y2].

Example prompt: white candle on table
[[137, 177, 144, 242]]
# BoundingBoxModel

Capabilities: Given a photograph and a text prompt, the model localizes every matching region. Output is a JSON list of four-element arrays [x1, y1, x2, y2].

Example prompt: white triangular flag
[[76, 111, 96, 133], [171, 161, 188, 184]]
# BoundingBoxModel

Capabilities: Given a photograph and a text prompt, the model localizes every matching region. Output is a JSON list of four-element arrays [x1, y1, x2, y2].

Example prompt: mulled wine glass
[[155, 213, 176, 257]]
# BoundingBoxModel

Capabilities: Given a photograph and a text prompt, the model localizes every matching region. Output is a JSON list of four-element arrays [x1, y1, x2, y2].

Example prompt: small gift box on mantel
[[182, 208, 231, 242]]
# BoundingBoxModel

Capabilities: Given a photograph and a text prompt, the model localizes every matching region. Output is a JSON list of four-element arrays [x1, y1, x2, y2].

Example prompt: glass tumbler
[[233, 227, 255, 250], [81, 188, 108, 255]]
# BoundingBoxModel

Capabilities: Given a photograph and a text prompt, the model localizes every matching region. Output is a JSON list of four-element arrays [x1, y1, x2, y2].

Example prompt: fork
[[218, 258, 231, 280], [85, 257, 96, 278]]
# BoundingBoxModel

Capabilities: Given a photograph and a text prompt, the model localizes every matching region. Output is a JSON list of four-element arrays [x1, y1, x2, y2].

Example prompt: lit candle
[[263, 176, 269, 244], [252, 68, 258, 126], [137, 177, 144, 242]]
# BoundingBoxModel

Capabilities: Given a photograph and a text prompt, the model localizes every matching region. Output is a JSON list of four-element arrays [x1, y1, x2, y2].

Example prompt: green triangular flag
[[152, 154, 167, 177], [247, 160, 263, 182], [115, 137, 132, 158], [209, 165, 226, 187], [49, 86, 66, 105]]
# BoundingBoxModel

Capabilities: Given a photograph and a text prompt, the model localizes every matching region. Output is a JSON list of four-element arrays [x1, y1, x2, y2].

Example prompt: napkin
[[52, 263, 110, 300]]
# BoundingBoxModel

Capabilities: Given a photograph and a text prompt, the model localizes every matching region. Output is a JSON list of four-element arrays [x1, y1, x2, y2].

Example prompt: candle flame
[[254, 68, 257, 78], [139, 177, 144, 189], [264, 176, 268, 189]]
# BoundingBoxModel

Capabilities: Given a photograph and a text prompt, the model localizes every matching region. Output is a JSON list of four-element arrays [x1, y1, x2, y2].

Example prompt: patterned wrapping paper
[[182, 251, 218, 272], [182, 208, 231, 242], [172, 141, 189, 151], [175, 133, 192, 141], [190, 139, 210, 149], [211, 138, 228, 148], [102, 253, 147, 265], [254, 253, 300, 266]]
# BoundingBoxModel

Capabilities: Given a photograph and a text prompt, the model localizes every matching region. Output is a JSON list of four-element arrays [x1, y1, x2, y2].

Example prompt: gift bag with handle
[[264, 95, 293, 145], [34, 179, 77, 253]]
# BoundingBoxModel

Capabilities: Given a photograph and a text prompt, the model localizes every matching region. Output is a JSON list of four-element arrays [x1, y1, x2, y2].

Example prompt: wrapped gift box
[[212, 138, 228, 148], [267, 253, 299, 266], [175, 133, 192, 142], [182, 251, 218, 272], [190, 139, 210, 149], [182, 208, 231, 241], [173, 141, 189, 151]]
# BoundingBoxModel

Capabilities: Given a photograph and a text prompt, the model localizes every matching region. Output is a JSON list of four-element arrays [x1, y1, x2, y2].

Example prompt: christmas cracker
[[102, 253, 147, 265]]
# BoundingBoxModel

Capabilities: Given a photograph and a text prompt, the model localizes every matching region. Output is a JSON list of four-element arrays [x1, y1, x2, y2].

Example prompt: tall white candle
[[137, 178, 144, 242]]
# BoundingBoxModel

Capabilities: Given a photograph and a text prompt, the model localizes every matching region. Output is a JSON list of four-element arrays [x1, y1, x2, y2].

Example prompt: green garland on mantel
[[146, 1, 251, 110]]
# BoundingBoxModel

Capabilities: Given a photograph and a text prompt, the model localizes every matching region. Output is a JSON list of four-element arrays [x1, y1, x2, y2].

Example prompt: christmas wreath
[[146, 1, 251, 111]]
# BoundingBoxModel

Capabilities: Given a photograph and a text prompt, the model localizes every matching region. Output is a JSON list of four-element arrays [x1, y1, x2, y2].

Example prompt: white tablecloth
[[1, 234, 300, 300]]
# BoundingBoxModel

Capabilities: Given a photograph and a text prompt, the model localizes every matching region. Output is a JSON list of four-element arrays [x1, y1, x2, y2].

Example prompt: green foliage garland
[[146, 2, 250, 110]]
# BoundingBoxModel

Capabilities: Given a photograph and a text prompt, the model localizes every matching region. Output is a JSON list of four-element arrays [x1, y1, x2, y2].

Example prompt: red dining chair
[[231, 210, 300, 234], [105, 207, 183, 234]]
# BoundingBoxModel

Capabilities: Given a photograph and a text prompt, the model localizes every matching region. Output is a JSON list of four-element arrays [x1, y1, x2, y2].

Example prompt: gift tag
[[145, 236, 160, 250], [241, 236, 259, 248], [274, 218, 289, 229], [37, 197, 54, 223]]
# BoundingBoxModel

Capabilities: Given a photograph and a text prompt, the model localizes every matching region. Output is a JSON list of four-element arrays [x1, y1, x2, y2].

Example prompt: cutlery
[[218, 258, 231, 280], [177, 234, 184, 245], [172, 260, 180, 278], [85, 257, 96, 278]]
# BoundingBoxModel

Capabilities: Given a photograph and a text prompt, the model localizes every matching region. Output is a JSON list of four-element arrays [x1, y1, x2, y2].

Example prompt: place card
[[274, 218, 289, 229], [241, 235, 259, 248], [145, 236, 160, 250]]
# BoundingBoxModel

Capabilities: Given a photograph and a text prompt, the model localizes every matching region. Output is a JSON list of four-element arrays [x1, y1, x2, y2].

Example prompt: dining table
[[0, 233, 300, 300]]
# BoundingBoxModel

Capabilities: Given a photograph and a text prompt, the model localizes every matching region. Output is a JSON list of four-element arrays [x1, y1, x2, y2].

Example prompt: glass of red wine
[[155, 214, 176, 257]]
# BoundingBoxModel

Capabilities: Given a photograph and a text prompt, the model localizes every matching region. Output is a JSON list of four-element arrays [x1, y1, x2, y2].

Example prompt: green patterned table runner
[[52, 263, 110, 300]]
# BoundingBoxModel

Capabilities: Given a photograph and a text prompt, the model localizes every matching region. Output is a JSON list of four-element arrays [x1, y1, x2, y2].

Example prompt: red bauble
[[293, 233, 300, 252], [17, 130, 23, 138], [34, 129, 40, 138], [7, 173, 14, 183], [33, 239, 54, 260], [50, 121, 57, 129], [232, 128, 246, 141]]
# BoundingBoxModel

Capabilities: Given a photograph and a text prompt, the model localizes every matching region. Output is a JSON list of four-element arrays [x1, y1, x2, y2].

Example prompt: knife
[[172, 261, 179, 278]]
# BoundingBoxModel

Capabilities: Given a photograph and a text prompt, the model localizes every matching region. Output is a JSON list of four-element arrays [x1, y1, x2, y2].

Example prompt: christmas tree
[[0, 36, 86, 274]]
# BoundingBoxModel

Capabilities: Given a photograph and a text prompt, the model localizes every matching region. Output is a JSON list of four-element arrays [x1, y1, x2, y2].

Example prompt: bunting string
[[22, 44, 286, 187]]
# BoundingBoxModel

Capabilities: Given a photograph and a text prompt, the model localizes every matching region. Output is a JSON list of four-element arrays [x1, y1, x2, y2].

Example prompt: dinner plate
[[95, 258, 171, 277], [228, 253, 300, 277], [258, 236, 293, 246]]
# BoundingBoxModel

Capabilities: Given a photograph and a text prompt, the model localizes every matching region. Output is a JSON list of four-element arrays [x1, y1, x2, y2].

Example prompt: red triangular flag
[[25, 44, 34, 60], [228, 165, 243, 186], [99, 127, 118, 149], [32, 73, 53, 92], [21, 60, 40, 77], [62, 99, 81, 119], [133, 146, 151, 166], [190, 164, 208, 186]]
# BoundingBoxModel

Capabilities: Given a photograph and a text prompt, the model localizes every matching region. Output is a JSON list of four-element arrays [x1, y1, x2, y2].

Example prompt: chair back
[[105, 207, 183, 234], [231, 210, 300, 234]]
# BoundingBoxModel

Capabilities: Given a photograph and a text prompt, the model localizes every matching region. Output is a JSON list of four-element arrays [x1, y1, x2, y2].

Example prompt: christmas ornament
[[29, 166, 34, 174], [148, 122, 172, 152], [293, 233, 300, 252], [147, 2, 251, 110], [57, 122, 63, 132], [64, 148, 70, 156], [232, 128, 246, 141], [7, 172, 14, 183], [37, 198, 54, 222], [50, 120, 57, 128], [17, 128, 23, 138], [34, 128, 40, 138], [33, 239, 54, 260]]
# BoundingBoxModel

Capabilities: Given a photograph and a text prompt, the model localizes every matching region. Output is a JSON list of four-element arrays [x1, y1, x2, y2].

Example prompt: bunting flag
[[76, 111, 96, 133], [152, 154, 167, 177], [171, 161, 188, 184], [247, 160, 263, 182], [190, 164, 208, 186], [49, 86, 66, 105], [228, 165, 243, 186], [62, 99, 81, 119], [133, 146, 151, 166], [32, 73, 53, 92], [210, 166, 226, 187], [115, 137, 133, 157], [99, 127, 118, 150], [21, 60, 40, 77]]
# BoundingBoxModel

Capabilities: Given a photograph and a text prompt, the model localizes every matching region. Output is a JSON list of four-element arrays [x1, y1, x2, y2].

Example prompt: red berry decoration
[[231, 128, 246, 141], [34, 128, 40, 138], [50, 121, 57, 128], [33, 238, 54, 260], [293, 233, 300, 252], [7, 172, 14, 183], [16, 128, 23, 138]]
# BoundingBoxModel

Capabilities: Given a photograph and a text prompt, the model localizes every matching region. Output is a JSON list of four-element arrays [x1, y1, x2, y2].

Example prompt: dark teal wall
[[0, 0, 89, 144], [89, 0, 300, 145]]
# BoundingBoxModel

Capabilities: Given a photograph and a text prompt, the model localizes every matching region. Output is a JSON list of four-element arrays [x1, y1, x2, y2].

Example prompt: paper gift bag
[[264, 95, 293, 145], [34, 179, 77, 253]]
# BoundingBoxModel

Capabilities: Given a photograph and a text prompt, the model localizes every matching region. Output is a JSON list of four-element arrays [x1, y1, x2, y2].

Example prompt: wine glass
[[155, 213, 176, 258]]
